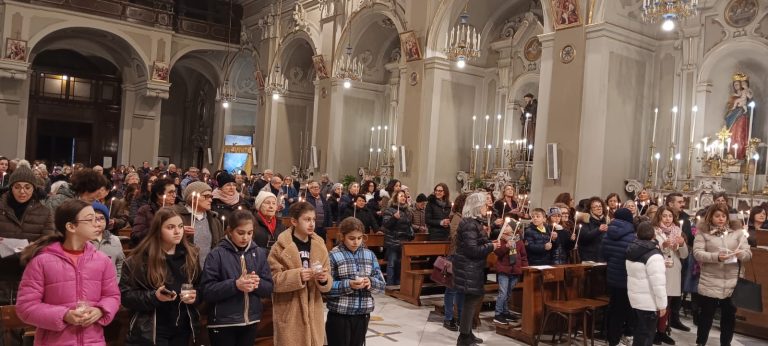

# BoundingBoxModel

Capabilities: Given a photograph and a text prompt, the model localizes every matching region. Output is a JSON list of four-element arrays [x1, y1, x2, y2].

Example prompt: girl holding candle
[[382, 191, 414, 285], [120, 208, 201, 346], [493, 218, 528, 325], [651, 206, 688, 345], [200, 210, 273, 346], [548, 205, 575, 265], [325, 217, 386, 346], [16, 200, 121, 346], [693, 204, 751, 346], [268, 202, 332, 346]]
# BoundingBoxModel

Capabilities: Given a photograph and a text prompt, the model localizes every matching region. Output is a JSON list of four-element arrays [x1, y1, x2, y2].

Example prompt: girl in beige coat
[[692, 204, 751, 346], [268, 202, 332, 346], [651, 207, 688, 344]]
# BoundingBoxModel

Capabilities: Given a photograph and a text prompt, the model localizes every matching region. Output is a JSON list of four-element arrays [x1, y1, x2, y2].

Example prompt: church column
[[386, 62, 401, 178], [0, 61, 30, 158], [118, 80, 169, 166]]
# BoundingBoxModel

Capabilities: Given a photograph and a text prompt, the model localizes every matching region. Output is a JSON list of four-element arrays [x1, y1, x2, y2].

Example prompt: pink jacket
[[16, 242, 121, 346]]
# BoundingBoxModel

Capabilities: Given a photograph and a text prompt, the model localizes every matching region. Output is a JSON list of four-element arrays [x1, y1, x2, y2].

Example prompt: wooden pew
[[386, 241, 451, 306], [495, 263, 607, 344], [0, 305, 35, 345], [735, 246, 768, 339]]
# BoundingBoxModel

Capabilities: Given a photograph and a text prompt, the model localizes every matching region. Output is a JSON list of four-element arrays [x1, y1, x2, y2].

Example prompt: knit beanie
[[254, 191, 276, 211], [547, 206, 561, 217], [614, 208, 634, 223], [91, 201, 110, 220], [9, 161, 35, 187], [216, 171, 235, 187], [183, 181, 212, 202]]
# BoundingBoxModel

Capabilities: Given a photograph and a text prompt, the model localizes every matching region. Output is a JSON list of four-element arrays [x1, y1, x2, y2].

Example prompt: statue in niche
[[724, 72, 753, 159], [520, 93, 538, 148], [291, 2, 309, 33]]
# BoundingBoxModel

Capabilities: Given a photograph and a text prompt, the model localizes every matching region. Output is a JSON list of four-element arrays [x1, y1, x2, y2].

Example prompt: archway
[[26, 27, 146, 166]]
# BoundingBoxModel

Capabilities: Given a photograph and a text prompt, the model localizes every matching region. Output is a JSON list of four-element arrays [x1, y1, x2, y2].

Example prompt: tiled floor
[[359, 293, 767, 345]]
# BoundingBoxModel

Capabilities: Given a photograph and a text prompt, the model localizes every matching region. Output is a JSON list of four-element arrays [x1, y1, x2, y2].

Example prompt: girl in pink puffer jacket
[[16, 199, 121, 346]]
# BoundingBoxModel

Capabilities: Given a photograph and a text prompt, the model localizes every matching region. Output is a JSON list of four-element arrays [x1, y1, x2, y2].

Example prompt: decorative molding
[[0, 59, 29, 80]]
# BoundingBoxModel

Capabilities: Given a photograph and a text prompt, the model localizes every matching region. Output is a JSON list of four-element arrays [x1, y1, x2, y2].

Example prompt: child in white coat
[[626, 222, 667, 346]]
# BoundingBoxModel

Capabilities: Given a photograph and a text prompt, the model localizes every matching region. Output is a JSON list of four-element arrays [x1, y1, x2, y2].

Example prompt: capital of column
[[0, 59, 30, 80], [124, 80, 171, 100]]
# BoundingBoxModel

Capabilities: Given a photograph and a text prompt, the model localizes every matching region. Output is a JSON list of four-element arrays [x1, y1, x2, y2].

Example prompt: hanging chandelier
[[216, 0, 238, 108], [264, 0, 288, 99], [264, 64, 288, 100], [642, 0, 698, 31], [444, 4, 480, 68], [335, 15, 363, 89]]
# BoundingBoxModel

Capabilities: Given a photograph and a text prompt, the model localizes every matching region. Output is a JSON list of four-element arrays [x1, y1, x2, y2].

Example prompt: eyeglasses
[[435, 189, 444, 192], [200, 194, 213, 200], [76, 216, 106, 224]]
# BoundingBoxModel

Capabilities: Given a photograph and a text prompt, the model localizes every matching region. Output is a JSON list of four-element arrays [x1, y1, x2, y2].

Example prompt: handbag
[[732, 260, 763, 312], [431, 256, 454, 288]]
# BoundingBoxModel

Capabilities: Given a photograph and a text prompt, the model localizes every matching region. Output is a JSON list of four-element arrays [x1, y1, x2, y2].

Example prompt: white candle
[[671, 106, 678, 144], [674, 153, 681, 188], [752, 153, 760, 193], [162, 194, 167, 208], [496, 114, 502, 148], [368, 127, 374, 168], [527, 144, 533, 162], [654, 152, 661, 187], [733, 144, 738, 158], [652, 107, 659, 143], [748, 101, 756, 143], [473, 145, 480, 175], [484, 115, 490, 148], [384, 125, 389, 149], [690, 106, 697, 145], [108, 197, 116, 217], [472, 115, 477, 148]]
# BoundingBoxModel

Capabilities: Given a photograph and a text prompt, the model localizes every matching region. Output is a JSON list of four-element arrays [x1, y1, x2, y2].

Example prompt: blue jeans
[[444, 287, 464, 321], [495, 273, 519, 315], [386, 246, 401, 285]]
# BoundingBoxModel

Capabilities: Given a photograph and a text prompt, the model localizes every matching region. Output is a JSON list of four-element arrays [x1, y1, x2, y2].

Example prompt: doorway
[[35, 119, 92, 165]]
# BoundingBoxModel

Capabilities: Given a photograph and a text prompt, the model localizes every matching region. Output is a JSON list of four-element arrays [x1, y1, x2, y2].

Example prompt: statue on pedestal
[[520, 93, 537, 149], [724, 72, 753, 160]]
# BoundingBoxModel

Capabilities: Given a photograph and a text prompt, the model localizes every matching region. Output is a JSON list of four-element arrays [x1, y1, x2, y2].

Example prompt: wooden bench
[[0, 305, 35, 346], [386, 241, 451, 306]]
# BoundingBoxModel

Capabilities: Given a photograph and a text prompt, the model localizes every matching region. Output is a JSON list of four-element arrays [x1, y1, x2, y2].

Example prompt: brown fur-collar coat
[[268, 228, 332, 346]]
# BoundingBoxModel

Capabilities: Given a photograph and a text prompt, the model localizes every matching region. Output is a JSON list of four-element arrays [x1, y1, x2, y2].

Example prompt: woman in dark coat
[[425, 183, 452, 240], [340, 194, 379, 233], [577, 196, 609, 262], [0, 163, 55, 304], [131, 178, 177, 246], [381, 191, 413, 285], [452, 192, 499, 346]]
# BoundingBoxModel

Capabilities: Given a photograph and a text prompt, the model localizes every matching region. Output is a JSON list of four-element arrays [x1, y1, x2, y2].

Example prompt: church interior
[[2, 0, 768, 345]]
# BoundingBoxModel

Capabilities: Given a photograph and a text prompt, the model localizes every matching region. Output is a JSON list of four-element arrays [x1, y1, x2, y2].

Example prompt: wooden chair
[[534, 268, 590, 346], [0, 305, 35, 346], [565, 266, 609, 346]]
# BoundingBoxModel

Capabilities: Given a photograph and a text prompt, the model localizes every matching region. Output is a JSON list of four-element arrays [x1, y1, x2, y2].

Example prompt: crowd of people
[[0, 155, 757, 346]]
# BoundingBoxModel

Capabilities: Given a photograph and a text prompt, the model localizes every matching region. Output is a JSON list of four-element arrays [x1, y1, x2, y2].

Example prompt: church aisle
[[361, 293, 765, 346]]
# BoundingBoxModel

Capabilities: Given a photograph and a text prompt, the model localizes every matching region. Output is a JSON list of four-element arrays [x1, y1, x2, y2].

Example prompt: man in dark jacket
[[602, 208, 637, 346], [305, 180, 332, 239]]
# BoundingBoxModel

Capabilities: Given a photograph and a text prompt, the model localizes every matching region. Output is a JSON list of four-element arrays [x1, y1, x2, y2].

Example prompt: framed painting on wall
[[399, 31, 422, 62], [4, 38, 27, 61], [312, 55, 330, 80], [550, 0, 582, 30]]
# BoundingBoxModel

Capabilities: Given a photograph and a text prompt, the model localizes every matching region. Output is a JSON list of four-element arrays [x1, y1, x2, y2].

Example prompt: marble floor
[[358, 293, 766, 346]]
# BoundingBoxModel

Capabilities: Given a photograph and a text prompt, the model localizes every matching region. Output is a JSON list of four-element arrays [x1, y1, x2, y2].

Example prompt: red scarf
[[258, 211, 277, 235]]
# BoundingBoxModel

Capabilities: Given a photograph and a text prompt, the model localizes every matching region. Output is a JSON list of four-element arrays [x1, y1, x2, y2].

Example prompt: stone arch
[[277, 30, 318, 68], [28, 23, 150, 80], [333, 3, 407, 63], [426, 0, 552, 57], [170, 50, 224, 87], [509, 72, 541, 103]]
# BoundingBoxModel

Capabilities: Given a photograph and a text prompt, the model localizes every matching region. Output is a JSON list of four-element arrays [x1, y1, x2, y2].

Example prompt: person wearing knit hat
[[216, 171, 235, 187], [8, 160, 36, 188], [211, 170, 249, 225], [172, 181, 222, 266], [253, 191, 286, 249], [90, 201, 125, 277]]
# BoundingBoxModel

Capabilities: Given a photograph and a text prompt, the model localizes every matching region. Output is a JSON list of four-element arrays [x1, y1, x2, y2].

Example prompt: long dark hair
[[130, 208, 199, 287], [748, 206, 766, 229], [433, 182, 450, 202], [21, 199, 91, 263], [651, 206, 678, 228]]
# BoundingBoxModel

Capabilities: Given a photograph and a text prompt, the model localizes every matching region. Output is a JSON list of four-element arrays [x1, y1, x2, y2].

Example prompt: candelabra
[[662, 143, 676, 190], [740, 138, 760, 194], [645, 144, 655, 188], [682, 143, 694, 192]]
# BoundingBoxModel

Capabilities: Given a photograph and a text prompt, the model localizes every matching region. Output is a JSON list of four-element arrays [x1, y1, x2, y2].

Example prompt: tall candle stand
[[662, 143, 676, 190], [739, 138, 760, 194], [682, 143, 694, 192], [645, 143, 655, 188]]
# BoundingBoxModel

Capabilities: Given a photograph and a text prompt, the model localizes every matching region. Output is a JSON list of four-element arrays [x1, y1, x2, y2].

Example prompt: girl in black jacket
[[453, 192, 499, 345], [381, 191, 414, 285], [425, 183, 451, 240], [120, 207, 201, 346], [340, 194, 380, 233], [200, 210, 274, 346]]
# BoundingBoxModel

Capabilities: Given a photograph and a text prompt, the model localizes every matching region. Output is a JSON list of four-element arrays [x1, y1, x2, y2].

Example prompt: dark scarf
[[8, 195, 31, 222]]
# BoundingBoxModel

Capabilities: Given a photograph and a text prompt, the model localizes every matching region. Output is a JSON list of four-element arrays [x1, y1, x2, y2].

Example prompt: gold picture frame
[[399, 31, 422, 62], [550, 0, 582, 31], [4, 38, 27, 61]]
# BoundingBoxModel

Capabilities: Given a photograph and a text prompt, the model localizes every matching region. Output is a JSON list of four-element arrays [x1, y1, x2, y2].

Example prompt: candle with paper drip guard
[[108, 197, 116, 218], [190, 192, 199, 228]]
